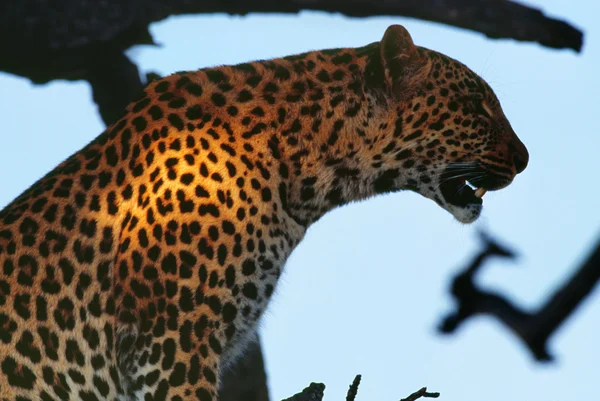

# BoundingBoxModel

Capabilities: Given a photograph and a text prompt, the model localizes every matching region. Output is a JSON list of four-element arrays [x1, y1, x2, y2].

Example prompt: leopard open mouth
[[439, 163, 513, 208]]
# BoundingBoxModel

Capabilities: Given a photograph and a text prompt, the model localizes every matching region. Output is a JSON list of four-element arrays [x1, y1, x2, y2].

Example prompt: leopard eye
[[474, 100, 493, 119]]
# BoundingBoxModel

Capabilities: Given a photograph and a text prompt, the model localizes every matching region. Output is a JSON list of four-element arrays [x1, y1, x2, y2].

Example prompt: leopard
[[0, 25, 528, 401]]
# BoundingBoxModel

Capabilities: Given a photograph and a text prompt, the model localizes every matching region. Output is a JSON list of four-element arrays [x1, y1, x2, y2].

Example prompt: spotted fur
[[0, 25, 527, 400]]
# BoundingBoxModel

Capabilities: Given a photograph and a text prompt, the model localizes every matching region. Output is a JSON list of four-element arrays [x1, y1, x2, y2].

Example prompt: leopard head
[[369, 25, 529, 223]]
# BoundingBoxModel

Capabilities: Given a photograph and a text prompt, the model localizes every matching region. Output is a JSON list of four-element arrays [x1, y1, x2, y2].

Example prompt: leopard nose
[[514, 153, 528, 174], [511, 135, 529, 174]]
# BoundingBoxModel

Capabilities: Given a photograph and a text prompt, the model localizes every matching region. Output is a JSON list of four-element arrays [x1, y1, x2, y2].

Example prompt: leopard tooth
[[474, 188, 487, 198]]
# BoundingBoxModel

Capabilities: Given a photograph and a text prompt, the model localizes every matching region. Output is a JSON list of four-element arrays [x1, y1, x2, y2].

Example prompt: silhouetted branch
[[283, 376, 439, 401], [282, 383, 326, 401], [400, 387, 441, 401], [440, 230, 600, 362], [219, 339, 270, 401], [531, 235, 600, 343], [0, 0, 583, 125], [87, 50, 144, 126], [346, 375, 361, 401], [0, 0, 583, 70]]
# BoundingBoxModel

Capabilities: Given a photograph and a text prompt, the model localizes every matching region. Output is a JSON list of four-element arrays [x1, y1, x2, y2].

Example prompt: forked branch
[[440, 230, 600, 361]]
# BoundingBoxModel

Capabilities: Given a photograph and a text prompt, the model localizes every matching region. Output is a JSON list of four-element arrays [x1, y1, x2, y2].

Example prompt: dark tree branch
[[282, 383, 326, 401], [87, 51, 143, 125], [440, 230, 600, 362], [219, 339, 270, 401], [124, 331, 269, 401], [283, 376, 439, 401], [0, 1, 582, 126], [400, 387, 441, 401], [0, 0, 583, 84], [346, 375, 362, 401], [530, 235, 600, 342]]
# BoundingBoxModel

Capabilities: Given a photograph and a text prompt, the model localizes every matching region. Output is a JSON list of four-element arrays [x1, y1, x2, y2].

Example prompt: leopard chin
[[446, 203, 484, 224], [433, 163, 517, 223]]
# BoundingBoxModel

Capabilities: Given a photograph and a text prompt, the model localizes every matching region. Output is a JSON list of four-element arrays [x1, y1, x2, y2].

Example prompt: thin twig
[[346, 375, 362, 401], [400, 387, 441, 401], [282, 377, 441, 401]]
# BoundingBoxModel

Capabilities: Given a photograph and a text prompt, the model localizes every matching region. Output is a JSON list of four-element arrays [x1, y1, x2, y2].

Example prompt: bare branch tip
[[346, 374, 362, 401], [400, 387, 441, 401]]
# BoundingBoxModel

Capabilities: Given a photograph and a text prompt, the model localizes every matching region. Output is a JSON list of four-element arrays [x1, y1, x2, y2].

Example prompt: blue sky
[[1, 0, 599, 400]]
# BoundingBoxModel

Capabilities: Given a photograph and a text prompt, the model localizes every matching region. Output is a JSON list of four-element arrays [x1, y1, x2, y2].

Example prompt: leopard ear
[[380, 25, 431, 100]]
